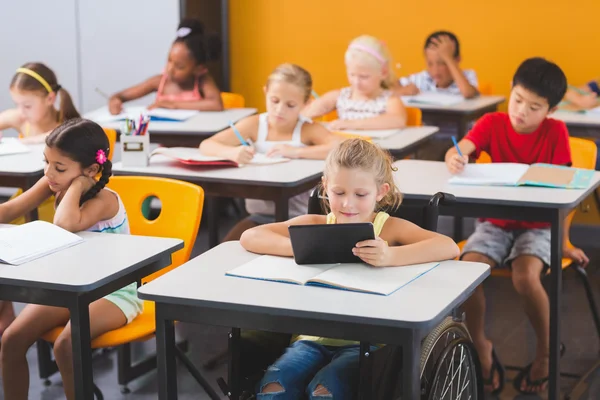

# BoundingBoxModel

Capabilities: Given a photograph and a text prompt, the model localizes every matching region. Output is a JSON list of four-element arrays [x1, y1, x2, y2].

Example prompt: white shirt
[[399, 69, 478, 95]]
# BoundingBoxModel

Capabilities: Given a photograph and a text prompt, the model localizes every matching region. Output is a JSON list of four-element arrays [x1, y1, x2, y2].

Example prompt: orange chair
[[457, 137, 600, 330], [405, 107, 422, 126], [37, 176, 205, 394], [478, 82, 493, 96], [221, 92, 245, 109], [10, 127, 118, 225]]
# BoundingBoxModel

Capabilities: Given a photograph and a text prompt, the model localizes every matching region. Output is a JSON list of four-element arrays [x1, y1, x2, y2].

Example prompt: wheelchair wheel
[[420, 317, 482, 399]]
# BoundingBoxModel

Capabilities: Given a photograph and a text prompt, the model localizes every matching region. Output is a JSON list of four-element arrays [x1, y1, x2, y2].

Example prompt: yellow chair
[[9, 128, 118, 225], [221, 92, 245, 109], [456, 137, 600, 330], [478, 82, 493, 95], [37, 176, 205, 394], [405, 107, 422, 126]]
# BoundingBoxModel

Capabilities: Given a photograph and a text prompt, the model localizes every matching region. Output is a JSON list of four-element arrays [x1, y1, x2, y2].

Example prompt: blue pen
[[451, 136, 463, 157], [229, 121, 249, 146]]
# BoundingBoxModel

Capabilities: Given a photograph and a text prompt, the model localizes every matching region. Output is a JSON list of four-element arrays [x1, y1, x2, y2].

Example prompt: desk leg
[[549, 210, 563, 399], [70, 297, 94, 400], [156, 304, 178, 400], [274, 198, 289, 222], [402, 330, 421, 400], [207, 196, 220, 249]]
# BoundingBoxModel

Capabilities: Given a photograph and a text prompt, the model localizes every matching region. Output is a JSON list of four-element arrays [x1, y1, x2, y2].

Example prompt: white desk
[[138, 241, 490, 400], [85, 108, 258, 147], [392, 159, 600, 399], [0, 230, 183, 400], [406, 95, 505, 139], [0, 144, 46, 220], [113, 158, 325, 247], [374, 126, 438, 158], [552, 111, 600, 138]]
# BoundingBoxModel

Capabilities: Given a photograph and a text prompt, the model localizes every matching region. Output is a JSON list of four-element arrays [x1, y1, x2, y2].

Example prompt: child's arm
[[266, 123, 341, 159], [240, 214, 326, 256], [199, 115, 258, 163], [108, 75, 162, 115], [329, 96, 406, 130], [430, 35, 478, 98], [53, 177, 119, 232], [564, 87, 598, 110], [353, 217, 459, 267], [302, 90, 340, 119], [391, 76, 420, 96], [148, 77, 224, 111], [0, 109, 23, 131], [0, 177, 53, 223], [562, 216, 589, 266], [444, 138, 475, 173], [21, 134, 50, 144]]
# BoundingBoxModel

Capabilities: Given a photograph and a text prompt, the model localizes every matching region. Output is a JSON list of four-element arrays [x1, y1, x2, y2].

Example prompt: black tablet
[[288, 223, 375, 264]]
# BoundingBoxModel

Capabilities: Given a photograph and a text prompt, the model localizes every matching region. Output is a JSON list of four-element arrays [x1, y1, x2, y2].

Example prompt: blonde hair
[[323, 139, 402, 211], [265, 63, 313, 102], [345, 35, 395, 89]]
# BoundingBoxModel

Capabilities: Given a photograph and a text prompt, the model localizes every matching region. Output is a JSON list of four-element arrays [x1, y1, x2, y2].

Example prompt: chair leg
[[36, 339, 58, 386], [572, 264, 600, 339]]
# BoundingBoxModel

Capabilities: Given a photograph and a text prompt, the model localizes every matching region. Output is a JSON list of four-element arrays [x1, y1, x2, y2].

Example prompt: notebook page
[[226, 255, 336, 285], [448, 163, 529, 186], [307, 262, 440, 295], [401, 93, 464, 106], [248, 153, 291, 165], [329, 129, 400, 139], [147, 108, 198, 121], [86, 106, 147, 123], [0, 138, 30, 156], [0, 221, 83, 265], [152, 147, 230, 163]]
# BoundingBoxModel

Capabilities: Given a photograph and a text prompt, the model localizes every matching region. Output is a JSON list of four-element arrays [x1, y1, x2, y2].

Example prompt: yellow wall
[[230, 0, 599, 112]]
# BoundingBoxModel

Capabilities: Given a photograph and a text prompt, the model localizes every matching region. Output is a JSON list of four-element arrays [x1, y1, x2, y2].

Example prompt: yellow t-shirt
[[293, 211, 390, 347]]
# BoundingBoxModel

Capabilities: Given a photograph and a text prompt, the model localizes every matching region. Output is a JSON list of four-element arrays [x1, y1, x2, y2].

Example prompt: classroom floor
[[1, 212, 600, 400]]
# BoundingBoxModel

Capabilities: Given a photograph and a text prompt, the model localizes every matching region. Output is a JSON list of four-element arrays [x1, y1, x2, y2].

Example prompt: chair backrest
[[221, 92, 245, 109], [406, 107, 422, 126], [478, 82, 493, 95], [106, 176, 204, 283]]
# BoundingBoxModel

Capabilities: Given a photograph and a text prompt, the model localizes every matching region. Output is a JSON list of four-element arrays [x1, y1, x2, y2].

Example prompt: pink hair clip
[[96, 149, 107, 165]]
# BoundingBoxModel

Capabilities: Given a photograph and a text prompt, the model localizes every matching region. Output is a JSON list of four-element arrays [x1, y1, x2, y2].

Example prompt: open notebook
[[0, 221, 84, 265], [86, 106, 199, 123], [324, 125, 401, 139], [226, 255, 440, 296], [151, 147, 290, 167], [0, 138, 30, 156], [401, 93, 464, 107], [449, 163, 595, 189]]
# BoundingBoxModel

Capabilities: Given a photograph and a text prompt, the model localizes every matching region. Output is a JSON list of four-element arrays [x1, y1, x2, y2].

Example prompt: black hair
[[512, 57, 567, 108], [424, 31, 460, 58], [46, 118, 112, 206], [174, 18, 221, 65]]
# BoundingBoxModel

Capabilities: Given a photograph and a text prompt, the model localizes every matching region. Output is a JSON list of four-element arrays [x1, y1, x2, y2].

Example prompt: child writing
[[446, 57, 589, 396], [302, 35, 406, 130], [394, 31, 478, 98], [241, 139, 459, 399], [108, 18, 223, 113], [0, 118, 142, 400], [0, 63, 80, 144], [200, 63, 339, 241]]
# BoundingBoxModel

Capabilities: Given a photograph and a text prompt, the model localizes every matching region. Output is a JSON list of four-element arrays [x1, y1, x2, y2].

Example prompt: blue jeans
[[256, 340, 376, 399]]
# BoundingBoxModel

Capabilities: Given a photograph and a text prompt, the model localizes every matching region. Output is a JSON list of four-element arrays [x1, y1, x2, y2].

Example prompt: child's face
[[10, 89, 55, 124], [166, 42, 206, 84], [424, 48, 454, 88], [43, 146, 96, 194], [264, 81, 306, 127], [324, 166, 389, 224], [346, 60, 383, 96], [508, 85, 553, 133]]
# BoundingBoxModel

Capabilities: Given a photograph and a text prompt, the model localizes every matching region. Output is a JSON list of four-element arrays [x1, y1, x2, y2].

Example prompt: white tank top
[[245, 113, 311, 218], [336, 87, 390, 120]]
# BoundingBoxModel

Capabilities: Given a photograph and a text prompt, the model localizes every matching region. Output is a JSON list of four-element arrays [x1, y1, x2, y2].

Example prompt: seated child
[[563, 79, 600, 110], [0, 118, 142, 400], [109, 18, 223, 113], [241, 138, 460, 399], [302, 35, 406, 130], [201, 63, 339, 241], [446, 57, 589, 396], [0, 62, 80, 144]]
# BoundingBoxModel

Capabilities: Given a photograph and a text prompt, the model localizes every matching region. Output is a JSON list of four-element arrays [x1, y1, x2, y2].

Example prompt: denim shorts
[[256, 340, 377, 399]]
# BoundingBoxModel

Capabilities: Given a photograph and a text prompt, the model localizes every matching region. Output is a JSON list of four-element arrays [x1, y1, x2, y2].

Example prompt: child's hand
[[108, 97, 123, 115], [445, 153, 469, 174], [148, 99, 175, 110], [228, 145, 255, 164], [328, 119, 352, 131], [402, 83, 420, 96], [563, 246, 590, 267], [71, 176, 97, 194], [266, 144, 300, 159], [353, 237, 390, 267], [429, 35, 456, 61], [580, 93, 598, 109]]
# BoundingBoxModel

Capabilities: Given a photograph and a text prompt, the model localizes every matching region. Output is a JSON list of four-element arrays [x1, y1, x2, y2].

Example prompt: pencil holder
[[121, 134, 150, 167]]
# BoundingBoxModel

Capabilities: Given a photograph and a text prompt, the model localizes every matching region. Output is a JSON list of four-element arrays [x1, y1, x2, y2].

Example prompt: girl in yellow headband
[[0, 62, 79, 144]]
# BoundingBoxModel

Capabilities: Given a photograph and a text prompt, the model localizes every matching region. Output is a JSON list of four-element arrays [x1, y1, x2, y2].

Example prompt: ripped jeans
[[257, 340, 377, 399]]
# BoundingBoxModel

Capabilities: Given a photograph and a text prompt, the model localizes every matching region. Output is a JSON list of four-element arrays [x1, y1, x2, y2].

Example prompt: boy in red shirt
[[445, 57, 589, 395]]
